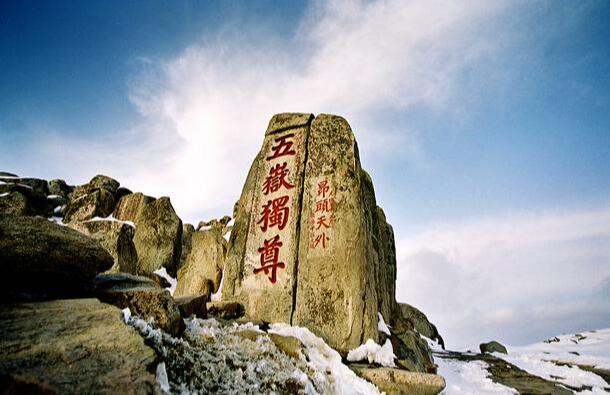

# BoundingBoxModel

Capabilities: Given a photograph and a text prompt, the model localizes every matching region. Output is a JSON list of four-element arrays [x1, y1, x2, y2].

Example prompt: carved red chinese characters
[[254, 235, 286, 284]]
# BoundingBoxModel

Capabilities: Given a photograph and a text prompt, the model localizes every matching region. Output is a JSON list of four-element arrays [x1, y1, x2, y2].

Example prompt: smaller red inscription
[[317, 180, 330, 198], [254, 235, 286, 283], [266, 133, 296, 161]]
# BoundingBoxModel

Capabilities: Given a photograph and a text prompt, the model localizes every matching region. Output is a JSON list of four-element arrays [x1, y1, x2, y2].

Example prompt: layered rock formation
[[222, 113, 398, 353]]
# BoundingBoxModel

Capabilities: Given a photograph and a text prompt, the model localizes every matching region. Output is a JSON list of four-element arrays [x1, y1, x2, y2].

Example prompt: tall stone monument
[[222, 113, 397, 353]]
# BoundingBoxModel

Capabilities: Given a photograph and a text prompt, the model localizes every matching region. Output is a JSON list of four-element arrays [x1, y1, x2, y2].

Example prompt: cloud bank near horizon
[[396, 205, 610, 349]]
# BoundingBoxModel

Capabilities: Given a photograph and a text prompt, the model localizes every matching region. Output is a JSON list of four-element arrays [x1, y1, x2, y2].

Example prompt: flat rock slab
[[0, 298, 159, 394], [350, 365, 446, 395]]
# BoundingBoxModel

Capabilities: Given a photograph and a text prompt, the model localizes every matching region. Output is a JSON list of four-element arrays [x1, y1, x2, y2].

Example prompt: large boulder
[[47, 178, 72, 198], [178, 223, 195, 271], [133, 197, 182, 276], [350, 365, 445, 395], [0, 298, 159, 394], [0, 191, 31, 216], [91, 273, 183, 336], [175, 230, 225, 298], [113, 192, 155, 223], [480, 340, 508, 354], [222, 113, 399, 353], [392, 330, 437, 373], [64, 188, 116, 224], [395, 303, 444, 349], [69, 218, 138, 274], [0, 215, 113, 299]]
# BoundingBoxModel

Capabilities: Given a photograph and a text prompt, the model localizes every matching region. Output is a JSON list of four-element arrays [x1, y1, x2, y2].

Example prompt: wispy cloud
[[21, 0, 529, 222], [396, 206, 610, 349]]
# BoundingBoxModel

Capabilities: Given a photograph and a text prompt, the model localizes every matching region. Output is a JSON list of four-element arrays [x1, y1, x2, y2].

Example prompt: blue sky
[[1, 0, 609, 349]]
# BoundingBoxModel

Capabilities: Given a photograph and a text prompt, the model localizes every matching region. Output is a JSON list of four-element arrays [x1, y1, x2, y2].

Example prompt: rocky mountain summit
[[0, 114, 445, 394], [3, 113, 607, 394]]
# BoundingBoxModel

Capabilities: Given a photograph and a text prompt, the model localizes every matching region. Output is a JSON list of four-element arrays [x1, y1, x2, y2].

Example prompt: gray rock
[[395, 303, 445, 349], [0, 298, 159, 394], [69, 219, 138, 274], [480, 340, 508, 354], [350, 365, 445, 395], [0, 191, 31, 216], [0, 216, 113, 299], [92, 273, 183, 336], [392, 330, 437, 373], [175, 295, 208, 319], [175, 230, 225, 297], [113, 192, 156, 223], [133, 197, 182, 276], [48, 178, 72, 197], [64, 188, 116, 224]]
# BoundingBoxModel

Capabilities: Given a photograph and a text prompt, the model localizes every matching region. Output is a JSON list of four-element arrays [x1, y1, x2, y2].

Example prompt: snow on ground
[[437, 357, 517, 395], [269, 323, 382, 395], [494, 329, 610, 392], [347, 339, 396, 367], [377, 312, 391, 336], [153, 267, 177, 295], [210, 273, 224, 301]]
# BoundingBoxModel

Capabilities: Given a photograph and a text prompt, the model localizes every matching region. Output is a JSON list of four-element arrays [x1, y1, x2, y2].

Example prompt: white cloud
[[396, 206, 610, 350], [19, 0, 527, 223]]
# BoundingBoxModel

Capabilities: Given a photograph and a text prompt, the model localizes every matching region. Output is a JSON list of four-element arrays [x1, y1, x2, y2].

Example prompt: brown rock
[[207, 301, 245, 320], [69, 219, 138, 274], [0, 298, 159, 394], [175, 295, 207, 319], [113, 192, 156, 223], [178, 223, 195, 271], [133, 197, 182, 276], [0, 216, 113, 299], [64, 188, 116, 224], [0, 191, 31, 216], [175, 230, 225, 297], [233, 330, 303, 359], [92, 273, 183, 336], [350, 365, 445, 395]]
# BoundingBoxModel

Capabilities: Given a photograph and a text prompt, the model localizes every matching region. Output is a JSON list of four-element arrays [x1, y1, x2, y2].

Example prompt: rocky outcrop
[[133, 197, 182, 276], [395, 303, 444, 349], [0, 176, 53, 216], [175, 230, 225, 298], [0, 215, 113, 299], [350, 365, 445, 395], [0, 298, 159, 394], [179, 223, 195, 270], [69, 218, 138, 274], [222, 113, 402, 354], [0, 191, 31, 216], [91, 273, 183, 336], [48, 178, 73, 198], [113, 192, 155, 223], [392, 330, 437, 373], [480, 340, 508, 354], [197, 215, 231, 236]]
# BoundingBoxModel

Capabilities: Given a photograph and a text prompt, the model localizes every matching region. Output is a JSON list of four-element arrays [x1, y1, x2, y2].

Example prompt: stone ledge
[[349, 364, 446, 395]]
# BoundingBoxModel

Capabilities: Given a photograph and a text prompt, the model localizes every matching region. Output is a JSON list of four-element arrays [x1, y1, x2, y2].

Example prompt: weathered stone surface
[[350, 365, 446, 395], [175, 295, 208, 319], [207, 301, 245, 320], [0, 191, 31, 216], [395, 303, 445, 349], [223, 113, 313, 323], [92, 273, 183, 336], [113, 192, 155, 222], [294, 114, 379, 352], [480, 340, 508, 354], [133, 196, 182, 276], [392, 330, 436, 373], [85, 174, 120, 195], [69, 218, 138, 274], [234, 330, 303, 359], [179, 223, 195, 270], [0, 181, 51, 216], [373, 204, 398, 323], [0, 298, 159, 394], [48, 178, 72, 197], [196, 215, 231, 236], [0, 216, 113, 298], [64, 188, 115, 223], [175, 230, 225, 297], [0, 177, 48, 196]]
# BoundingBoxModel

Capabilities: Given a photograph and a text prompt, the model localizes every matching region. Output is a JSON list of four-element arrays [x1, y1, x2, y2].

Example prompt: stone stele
[[222, 113, 397, 353]]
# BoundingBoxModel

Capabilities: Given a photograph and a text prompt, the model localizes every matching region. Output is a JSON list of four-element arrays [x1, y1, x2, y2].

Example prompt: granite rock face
[[113, 192, 155, 223], [0, 298, 159, 394], [0, 215, 113, 298], [175, 230, 225, 298], [133, 197, 182, 276], [69, 218, 138, 274], [222, 113, 399, 353]]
